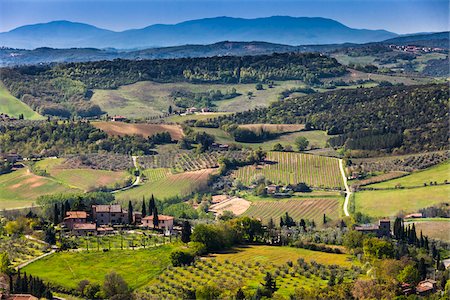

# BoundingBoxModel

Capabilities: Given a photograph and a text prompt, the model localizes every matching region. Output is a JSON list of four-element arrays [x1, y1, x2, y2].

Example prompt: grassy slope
[[22, 244, 176, 290], [115, 168, 214, 202], [35, 158, 131, 192], [91, 80, 306, 118], [0, 168, 80, 209], [0, 84, 43, 120], [355, 185, 450, 218], [193, 127, 329, 150], [367, 161, 449, 188]]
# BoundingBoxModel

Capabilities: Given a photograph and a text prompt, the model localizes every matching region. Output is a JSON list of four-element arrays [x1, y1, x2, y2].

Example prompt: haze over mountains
[[0, 16, 398, 49]]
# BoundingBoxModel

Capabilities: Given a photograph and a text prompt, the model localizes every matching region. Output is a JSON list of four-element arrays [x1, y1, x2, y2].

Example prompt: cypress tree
[[53, 203, 59, 225], [149, 194, 155, 216], [268, 218, 275, 230], [153, 206, 159, 228], [424, 236, 429, 250], [64, 200, 70, 214], [128, 201, 133, 225], [323, 213, 327, 224], [181, 221, 192, 243], [141, 196, 147, 218], [420, 231, 424, 248]]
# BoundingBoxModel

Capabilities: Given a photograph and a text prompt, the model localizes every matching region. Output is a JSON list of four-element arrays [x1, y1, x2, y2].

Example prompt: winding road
[[339, 159, 351, 217], [111, 155, 140, 193]]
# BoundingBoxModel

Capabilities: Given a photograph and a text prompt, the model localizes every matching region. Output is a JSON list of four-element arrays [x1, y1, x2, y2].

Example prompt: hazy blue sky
[[0, 0, 448, 33]]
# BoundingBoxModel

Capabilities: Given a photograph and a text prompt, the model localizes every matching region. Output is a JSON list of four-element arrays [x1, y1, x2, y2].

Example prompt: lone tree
[[141, 196, 147, 218], [153, 207, 159, 228], [262, 272, 277, 296], [148, 195, 155, 216], [181, 221, 192, 243], [53, 203, 59, 225], [295, 136, 309, 151], [323, 213, 327, 224], [128, 201, 133, 225]]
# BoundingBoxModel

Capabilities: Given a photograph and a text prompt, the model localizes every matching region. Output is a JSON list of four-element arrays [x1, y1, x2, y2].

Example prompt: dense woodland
[[210, 84, 449, 154], [0, 52, 346, 118], [0, 120, 172, 156]]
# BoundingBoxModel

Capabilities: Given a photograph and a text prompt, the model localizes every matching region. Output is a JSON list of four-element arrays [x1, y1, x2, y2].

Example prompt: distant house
[[142, 215, 174, 232], [185, 107, 197, 114], [400, 283, 415, 296], [92, 205, 128, 225], [266, 184, 280, 194], [72, 223, 97, 236], [2, 294, 38, 300], [96, 226, 114, 235], [211, 143, 230, 151], [111, 115, 127, 122], [64, 211, 88, 230], [416, 279, 437, 296], [0, 153, 21, 163], [441, 258, 450, 270], [404, 213, 423, 219], [355, 219, 391, 238]]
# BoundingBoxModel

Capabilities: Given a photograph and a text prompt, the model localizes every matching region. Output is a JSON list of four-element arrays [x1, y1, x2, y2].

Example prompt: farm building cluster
[[62, 204, 174, 236]]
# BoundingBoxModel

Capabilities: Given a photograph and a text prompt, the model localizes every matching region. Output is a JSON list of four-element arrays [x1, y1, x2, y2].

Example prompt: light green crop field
[[0, 83, 44, 120], [241, 198, 342, 225], [0, 168, 80, 209], [367, 161, 449, 188], [405, 218, 450, 242], [212, 245, 354, 268], [234, 152, 344, 189], [35, 158, 131, 192], [193, 127, 329, 150], [115, 168, 214, 202], [355, 185, 450, 218], [91, 80, 307, 118], [163, 112, 232, 123], [22, 244, 176, 290]]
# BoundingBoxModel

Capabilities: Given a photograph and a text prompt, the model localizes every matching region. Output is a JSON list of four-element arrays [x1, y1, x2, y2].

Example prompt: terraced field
[[234, 152, 344, 189], [116, 168, 215, 201], [242, 198, 341, 224], [0, 168, 80, 209], [405, 219, 450, 242]]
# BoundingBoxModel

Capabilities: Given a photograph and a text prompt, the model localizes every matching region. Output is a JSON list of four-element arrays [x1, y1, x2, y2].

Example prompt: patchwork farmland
[[92, 121, 184, 140], [242, 198, 341, 224], [234, 152, 344, 189]]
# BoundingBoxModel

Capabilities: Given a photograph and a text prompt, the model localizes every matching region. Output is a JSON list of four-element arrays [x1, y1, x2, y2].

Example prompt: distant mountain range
[[0, 16, 398, 49]]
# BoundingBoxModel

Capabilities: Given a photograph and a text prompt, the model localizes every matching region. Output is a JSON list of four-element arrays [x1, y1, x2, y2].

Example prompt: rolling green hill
[[0, 84, 43, 120]]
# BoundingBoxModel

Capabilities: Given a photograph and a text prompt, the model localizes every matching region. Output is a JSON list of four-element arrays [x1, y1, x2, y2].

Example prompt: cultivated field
[[209, 196, 251, 216], [144, 245, 357, 299], [92, 121, 184, 140], [0, 235, 46, 267], [367, 161, 449, 188], [22, 244, 176, 290], [115, 168, 215, 201], [193, 127, 329, 150], [242, 198, 341, 225], [163, 112, 232, 123], [0, 83, 43, 120], [355, 185, 450, 218], [34, 158, 132, 192], [0, 168, 80, 209], [234, 152, 344, 189]]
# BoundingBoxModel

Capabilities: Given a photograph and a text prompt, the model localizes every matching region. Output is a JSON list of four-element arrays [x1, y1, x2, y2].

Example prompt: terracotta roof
[[6, 294, 38, 300], [97, 227, 114, 232], [355, 225, 379, 231], [93, 205, 123, 213], [73, 223, 96, 230], [404, 213, 423, 218], [416, 280, 436, 293], [65, 211, 87, 219], [142, 215, 174, 221]]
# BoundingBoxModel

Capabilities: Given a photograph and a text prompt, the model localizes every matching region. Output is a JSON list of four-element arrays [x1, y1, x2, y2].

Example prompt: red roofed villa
[[142, 215, 174, 232]]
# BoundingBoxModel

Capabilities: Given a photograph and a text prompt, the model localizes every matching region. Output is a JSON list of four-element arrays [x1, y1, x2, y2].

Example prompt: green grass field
[[163, 112, 232, 123], [22, 244, 176, 290], [355, 185, 450, 218], [91, 80, 308, 118], [0, 168, 80, 209], [193, 127, 329, 150], [405, 218, 450, 242], [0, 84, 43, 120], [234, 152, 344, 189], [241, 198, 342, 225], [115, 168, 214, 202], [367, 161, 449, 188], [35, 158, 132, 192]]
